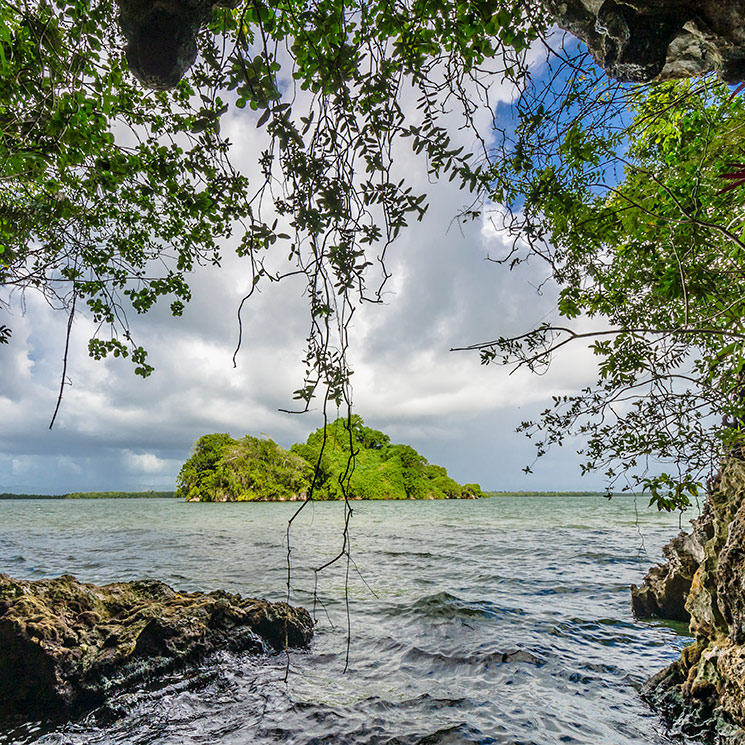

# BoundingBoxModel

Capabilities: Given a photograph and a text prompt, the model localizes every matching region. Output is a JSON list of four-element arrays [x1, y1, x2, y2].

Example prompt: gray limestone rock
[[641, 460, 745, 743], [631, 528, 704, 622], [545, 0, 745, 83]]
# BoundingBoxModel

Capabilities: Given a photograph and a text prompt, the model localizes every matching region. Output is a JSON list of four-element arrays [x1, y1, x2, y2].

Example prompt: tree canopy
[[459, 74, 745, 509], [0, 0, 547, 405], [4, 0, 745, 508], [176, 431, 312, 501], [176, 417, 484, 501], [0, 0, 249, 382], [291, 415, 484, 499]]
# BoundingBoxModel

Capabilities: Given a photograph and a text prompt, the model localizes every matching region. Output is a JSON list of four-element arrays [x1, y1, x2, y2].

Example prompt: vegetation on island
[[176, 417, 484, 502], [175, 433, 312, 502]]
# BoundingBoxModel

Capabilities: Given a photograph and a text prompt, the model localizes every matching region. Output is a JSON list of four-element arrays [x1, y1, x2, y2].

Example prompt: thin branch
[[49, 288, 76, 429]]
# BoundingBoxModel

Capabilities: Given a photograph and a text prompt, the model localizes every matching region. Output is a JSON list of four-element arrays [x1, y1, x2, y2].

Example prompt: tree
[[1, 0, 547, 419], [290, 416, 483, 499], [459, 74, 745, 509], [176, 432, 312, 500], [176, 418, 482, 500], [175, 433, 237, 500], [4, 0, 745, 507], [0, 0, 249, 395]]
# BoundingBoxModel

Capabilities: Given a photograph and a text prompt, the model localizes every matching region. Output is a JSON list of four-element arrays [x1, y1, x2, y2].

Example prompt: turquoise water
[[0, 496, 693, 744]]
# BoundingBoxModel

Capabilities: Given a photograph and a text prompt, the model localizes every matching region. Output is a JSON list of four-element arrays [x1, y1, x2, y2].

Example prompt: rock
[[118, 0, 238, 89], [546, 0, 745, 83], [0, 573, 313, 724], [641, 460, 745, 743], [642, 646, 726, 744], [631, 528, 704, 622], [121, 0, 745, 91]]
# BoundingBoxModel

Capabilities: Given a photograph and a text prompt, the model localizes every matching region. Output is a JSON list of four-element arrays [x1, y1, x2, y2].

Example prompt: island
[[176, 416, 484, 502]]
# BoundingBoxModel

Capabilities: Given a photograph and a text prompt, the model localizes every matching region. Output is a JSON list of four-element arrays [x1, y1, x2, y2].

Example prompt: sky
[[0, 46, 608, 495]]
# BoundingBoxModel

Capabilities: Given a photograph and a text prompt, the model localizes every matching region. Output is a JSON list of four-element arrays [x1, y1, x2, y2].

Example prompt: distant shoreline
[[0, 490, 639, 500], [484, 491, 639, 497], [0, 491, 175, 500]]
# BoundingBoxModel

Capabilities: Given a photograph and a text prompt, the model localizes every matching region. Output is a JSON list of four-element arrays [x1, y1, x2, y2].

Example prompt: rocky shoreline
[[632, 460, 745, 743], [0, 574, 313, 724]]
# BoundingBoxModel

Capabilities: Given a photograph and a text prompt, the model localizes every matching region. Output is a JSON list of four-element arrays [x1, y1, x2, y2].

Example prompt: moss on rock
[[0, 573, 312, 724], [642, 460, 745, 742]]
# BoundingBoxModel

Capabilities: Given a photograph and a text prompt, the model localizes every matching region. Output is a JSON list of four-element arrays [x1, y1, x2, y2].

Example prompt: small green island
[[176, 416, 484, 502]]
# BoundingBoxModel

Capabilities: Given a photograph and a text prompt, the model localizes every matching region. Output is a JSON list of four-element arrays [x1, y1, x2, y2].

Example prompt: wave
[[400, 592, 526, 621], [404, 646, 546, 669]]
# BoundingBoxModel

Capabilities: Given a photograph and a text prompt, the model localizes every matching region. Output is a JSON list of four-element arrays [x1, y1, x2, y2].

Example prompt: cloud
[[0, 64, 604, 494], [123, 450, 180, 475]]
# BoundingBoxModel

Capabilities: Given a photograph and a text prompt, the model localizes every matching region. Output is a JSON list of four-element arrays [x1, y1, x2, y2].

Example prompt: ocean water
[[0, 496, 695, 745]]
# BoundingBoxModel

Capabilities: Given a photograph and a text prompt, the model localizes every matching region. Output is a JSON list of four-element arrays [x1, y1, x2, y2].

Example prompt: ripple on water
[[0, 497, 689, 745], [397, 591, 527, 622], [404, 646, 547, 670]]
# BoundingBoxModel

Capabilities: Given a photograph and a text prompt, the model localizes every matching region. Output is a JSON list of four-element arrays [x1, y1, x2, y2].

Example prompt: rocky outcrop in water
[[631, 527, 705, 622], [641, 460, 745, 743], [0, 573, 313, 724], [545, 0, 745, 83]]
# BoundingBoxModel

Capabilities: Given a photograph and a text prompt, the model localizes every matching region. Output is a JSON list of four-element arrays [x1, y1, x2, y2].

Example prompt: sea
[[0, 495, 696, 745]]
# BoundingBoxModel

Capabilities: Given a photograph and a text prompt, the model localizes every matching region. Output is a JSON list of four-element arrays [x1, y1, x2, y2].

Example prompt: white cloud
[[123, 450, 177, 475], [57, 456, 83, 475], [11, 457, 33, 477], [0, 63, 606, 494]]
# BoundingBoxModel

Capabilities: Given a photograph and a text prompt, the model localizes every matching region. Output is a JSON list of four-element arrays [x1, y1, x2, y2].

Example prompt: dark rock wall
[[120, 0, 745, 90], [117, 0, 238, 89]]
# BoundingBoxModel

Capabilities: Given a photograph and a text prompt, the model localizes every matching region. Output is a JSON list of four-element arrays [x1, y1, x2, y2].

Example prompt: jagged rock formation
[[119, 0, 745, 91], [641, 460, 745, 743], [0, 573, 313, 724], [546, 0, 745, 83], [631, 527, 705, 622], [118, 0, 238, 89]]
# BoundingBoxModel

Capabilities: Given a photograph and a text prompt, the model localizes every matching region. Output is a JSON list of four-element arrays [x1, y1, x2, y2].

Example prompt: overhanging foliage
[[458, 75, 745, 509], [4, 0, 745, 508]]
